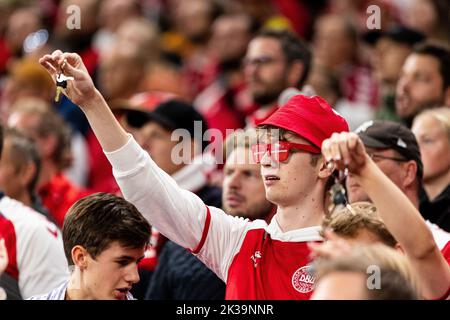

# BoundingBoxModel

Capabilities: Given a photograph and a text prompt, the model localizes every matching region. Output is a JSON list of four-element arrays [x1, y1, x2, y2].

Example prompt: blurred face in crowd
[[244, 37, 292, 106], [138, 121, 184, 175], [8, 111, 49, 160], [5, 7, 41, 56], [311, 271, 368, 300], [372, 38, 412, 89], [305, 65, 340, 107], [347, 147, 410, 203], [223, 147, 273, 220], [99, 47, 144, 100], [259, 131, 324, 208], [70, 241, 144, 300], [173, 0, 214, 43], [0, 139, 28, 201], [396, 53, 446, 120], [209, 15, 252, 66], [405, 0, 438, 36], [313, 15, 356, 70], [99, 0, 140, 32], [412, 115, 450, 184]]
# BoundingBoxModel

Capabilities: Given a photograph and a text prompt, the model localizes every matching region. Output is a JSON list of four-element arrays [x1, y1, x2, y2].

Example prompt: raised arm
[[39, 50, 129, 152], [321, 132, 450, 299], [39, 51, 252, 281]]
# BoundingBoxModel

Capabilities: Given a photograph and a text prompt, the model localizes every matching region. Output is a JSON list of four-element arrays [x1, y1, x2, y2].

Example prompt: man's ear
[[318, 156, 334, 179], [71, 245, 89, 270], [287, 60, 304, 88], [402, 160, 417, 189]]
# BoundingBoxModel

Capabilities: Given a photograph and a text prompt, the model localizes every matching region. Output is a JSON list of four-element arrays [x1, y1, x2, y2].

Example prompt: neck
[[66, 269, 91, 300], [404, 186, 420, 209], [275, 190, 326, 232], [38, 161, 59, 187], [15, 191, 32, 208], [424, 170, 450, 200]]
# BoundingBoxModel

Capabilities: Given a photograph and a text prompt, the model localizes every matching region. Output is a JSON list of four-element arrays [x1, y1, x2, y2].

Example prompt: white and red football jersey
[[0, 194, 69, 299], [106, 137, 322, 300], [426, 221, 450, 264]]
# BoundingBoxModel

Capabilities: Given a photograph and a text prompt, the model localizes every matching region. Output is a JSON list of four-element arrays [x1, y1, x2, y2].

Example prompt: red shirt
[[86, 129, 120, 193], [226, 228, 316, 299], [38, 173, 90, 227]]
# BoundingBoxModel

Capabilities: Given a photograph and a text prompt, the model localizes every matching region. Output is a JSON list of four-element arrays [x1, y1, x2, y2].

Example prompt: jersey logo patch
[[292, 265, 315, 293], [250, 251, 262, 268]]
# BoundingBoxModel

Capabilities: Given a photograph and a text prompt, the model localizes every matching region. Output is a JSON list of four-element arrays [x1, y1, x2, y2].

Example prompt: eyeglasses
[[251, 141, 321, 164], [367, 152, 408, 163]]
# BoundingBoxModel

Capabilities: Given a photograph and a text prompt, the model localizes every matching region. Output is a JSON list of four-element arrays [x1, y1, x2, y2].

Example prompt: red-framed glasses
[[251, 141, 321, 163]]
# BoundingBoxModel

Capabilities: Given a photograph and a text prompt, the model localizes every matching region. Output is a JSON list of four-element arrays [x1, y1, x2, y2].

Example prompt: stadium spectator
[[412, 108, 450, 231], [321, 130, 450, 299], [8, 98, 90, 227], [0, 128, 50, 219], [29, 193, 151, 300], [39, 49, 348, 299], [395, 42, 450, 127], [0, 123, 69, 300], [362, 26, 425, 122], [243, 29, 311, 126], [311, 244, 419, 300]]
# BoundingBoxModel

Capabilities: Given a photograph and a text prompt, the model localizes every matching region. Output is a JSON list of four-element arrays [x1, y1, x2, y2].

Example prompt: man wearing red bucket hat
[[39, 50, 348, 299]]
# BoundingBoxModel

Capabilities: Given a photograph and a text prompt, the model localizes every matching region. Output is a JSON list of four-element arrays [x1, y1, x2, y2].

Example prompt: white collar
[[266, 215, 324, 242], [171, 152, 217, 192]]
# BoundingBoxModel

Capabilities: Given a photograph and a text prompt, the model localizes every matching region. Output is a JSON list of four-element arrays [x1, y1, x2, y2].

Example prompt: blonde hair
[[321, 202, 397, 247], [414, 107, 450, 141], [314, 243, 420, 299]]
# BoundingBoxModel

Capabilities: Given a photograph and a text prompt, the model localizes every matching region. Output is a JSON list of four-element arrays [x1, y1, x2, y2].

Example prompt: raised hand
[[39, 50, 97, 107], [321, 132, 370, 175]]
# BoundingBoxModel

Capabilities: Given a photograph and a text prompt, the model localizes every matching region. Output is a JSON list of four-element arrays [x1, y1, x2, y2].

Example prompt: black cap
[[362, 25, 425, 46], [355, 120, 423, 180], [126, 100, 209, 151]]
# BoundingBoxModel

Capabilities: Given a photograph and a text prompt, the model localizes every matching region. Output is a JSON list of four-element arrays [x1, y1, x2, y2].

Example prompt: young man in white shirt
[[39, 50, 348, 299]]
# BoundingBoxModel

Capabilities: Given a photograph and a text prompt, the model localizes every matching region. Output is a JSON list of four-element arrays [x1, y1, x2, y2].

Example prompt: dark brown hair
[[413, 41, 450, 90], [255, 29, 312, 88], [63, 193, 151, 265]]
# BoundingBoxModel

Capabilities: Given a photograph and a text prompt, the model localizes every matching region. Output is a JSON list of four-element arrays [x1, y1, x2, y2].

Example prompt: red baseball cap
[[259, 94, 349, 148]]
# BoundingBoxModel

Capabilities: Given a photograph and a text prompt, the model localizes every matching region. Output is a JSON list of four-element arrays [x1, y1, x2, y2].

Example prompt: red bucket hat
[[259, 94, 349, 148]]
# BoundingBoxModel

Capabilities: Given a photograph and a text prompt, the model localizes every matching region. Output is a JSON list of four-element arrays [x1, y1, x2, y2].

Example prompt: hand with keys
[[55, 73, 74, 102], [39, 50, 96, 107], [322, 132, 372, 213]]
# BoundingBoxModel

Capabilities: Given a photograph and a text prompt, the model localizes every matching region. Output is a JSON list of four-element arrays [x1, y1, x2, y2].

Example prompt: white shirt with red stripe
[[0, 194, 69, 299], [105, 136, 323, 299], [426, 221, 450, 264]]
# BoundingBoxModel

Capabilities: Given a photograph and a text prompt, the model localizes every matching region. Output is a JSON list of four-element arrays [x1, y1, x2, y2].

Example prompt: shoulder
[[0, 196, 61, 246], [27, 281, 68, 300], [0, 196, 55, 228]]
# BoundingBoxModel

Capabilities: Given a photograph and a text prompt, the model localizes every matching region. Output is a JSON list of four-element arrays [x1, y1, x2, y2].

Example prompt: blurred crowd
[[0, 0, 449, 301]]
